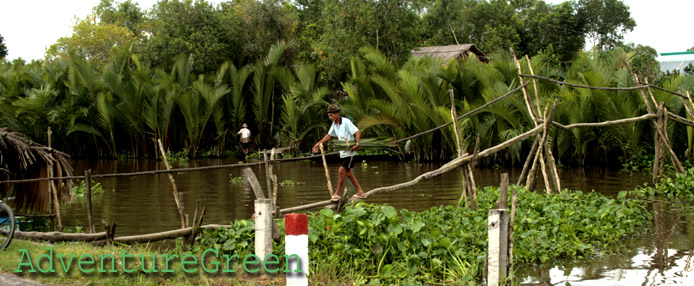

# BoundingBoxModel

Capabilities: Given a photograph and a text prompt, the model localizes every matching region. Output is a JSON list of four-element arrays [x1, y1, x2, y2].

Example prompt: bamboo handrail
[[552, 113, 657, 129], [519, 74, 649, 91]]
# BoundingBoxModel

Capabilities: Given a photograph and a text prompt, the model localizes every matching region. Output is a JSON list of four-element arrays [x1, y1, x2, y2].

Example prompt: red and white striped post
[[285, 214, 309, 286]]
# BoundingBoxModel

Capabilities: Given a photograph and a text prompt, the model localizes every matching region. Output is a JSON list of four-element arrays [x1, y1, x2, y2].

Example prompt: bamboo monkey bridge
[[2, 55, 693, 244]]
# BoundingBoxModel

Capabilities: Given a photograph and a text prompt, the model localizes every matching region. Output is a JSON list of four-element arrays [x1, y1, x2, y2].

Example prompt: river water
[[59, 158, 692, 285]]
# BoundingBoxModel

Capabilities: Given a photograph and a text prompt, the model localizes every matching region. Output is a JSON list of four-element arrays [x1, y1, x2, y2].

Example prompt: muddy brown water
[[57, 159, 692, 285]]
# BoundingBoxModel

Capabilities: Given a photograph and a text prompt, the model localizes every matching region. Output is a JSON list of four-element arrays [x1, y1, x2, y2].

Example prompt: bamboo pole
[[553, 114, 657, 129], [47, 127, 62, 232], [511, 49, 539, 124], [364, 125, 544, 197], [449, 89, 464, 157], [521, 74, 649, 91], [319, 143, 334, 196], [508, 184, 517, 270], [157, 139, 186, 229], [8, 230, 107, 242], [654, 104, 685, 174], [525, 55, 542, 117], [264, 151, 272, 199], [668, 111, 694, 127], [270, 149, 279, 217], [497, 173, 509, 209], [85, 169, 95, 233], [517, 136, 540, 186], [526, 56, 561, 193]]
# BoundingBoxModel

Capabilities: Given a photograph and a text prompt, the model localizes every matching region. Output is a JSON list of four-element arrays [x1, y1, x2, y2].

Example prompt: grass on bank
[[0, 240, 289, 286]]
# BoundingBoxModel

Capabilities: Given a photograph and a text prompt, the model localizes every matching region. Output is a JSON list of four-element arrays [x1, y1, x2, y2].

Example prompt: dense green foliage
[[0, 34, 7, 59], [13, 0, 638, 83], [631, 167, 694, 199], [2, 0, 690, 167], [195, 187, 650, 284]]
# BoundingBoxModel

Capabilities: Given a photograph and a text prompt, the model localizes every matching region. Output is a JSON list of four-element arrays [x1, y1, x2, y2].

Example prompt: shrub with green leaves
[[632, 167, 694, 199], [196, 185, 650, 284]]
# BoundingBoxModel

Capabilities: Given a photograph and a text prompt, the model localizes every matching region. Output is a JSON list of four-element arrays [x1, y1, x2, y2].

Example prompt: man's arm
[[350, 130, 361, 151], [313, 134, 334, 153]]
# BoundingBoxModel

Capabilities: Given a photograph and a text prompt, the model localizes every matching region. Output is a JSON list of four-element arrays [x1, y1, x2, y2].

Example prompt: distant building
[[658, 51, 694, 73], [411, 44, 489, 63]]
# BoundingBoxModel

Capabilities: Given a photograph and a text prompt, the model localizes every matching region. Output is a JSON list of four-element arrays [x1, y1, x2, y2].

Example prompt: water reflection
[[518, 201, 694, 285]]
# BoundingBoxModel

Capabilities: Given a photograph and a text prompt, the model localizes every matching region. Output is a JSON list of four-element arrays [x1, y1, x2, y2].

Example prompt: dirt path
[[0, 272, 43, 286]]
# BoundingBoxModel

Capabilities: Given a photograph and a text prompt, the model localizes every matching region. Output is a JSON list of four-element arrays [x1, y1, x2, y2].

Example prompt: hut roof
[[411, 44, 489, 63], [0, 128, 73, 212]]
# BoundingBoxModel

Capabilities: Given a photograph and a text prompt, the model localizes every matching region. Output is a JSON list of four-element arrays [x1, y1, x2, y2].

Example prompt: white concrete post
[[255, 198, 273, 261], [488, 209, 509, 286], [285, 213, 309, 286]]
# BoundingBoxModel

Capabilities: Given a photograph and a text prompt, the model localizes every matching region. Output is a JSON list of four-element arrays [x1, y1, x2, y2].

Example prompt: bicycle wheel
[[0, 202, 15, 252]]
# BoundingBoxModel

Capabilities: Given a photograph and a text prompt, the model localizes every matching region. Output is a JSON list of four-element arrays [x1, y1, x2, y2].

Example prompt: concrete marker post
[[285, 213, 309, 286], [255, 198, 273, 265], [488, 209, 508, 286]]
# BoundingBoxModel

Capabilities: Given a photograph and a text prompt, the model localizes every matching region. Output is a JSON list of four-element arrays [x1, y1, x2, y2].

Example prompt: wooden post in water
[[85, 169, 95, 233], [496, 174, 508, 210], [157, 139, 186, 229], [47, 127, 62, 231], [264, 150, 272, 199], [254, 198, 273, 262], [488, 209, 509, 286], [243, 167, 281, 242]]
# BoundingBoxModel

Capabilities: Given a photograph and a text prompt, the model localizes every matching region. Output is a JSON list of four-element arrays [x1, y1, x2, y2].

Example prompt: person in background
[[237, 123, 251, 155], [312, 105, 367, 201]]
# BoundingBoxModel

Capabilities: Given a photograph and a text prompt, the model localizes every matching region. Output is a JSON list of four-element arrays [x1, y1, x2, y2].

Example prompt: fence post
[[285, 213, 309, 286], [488, 209, 509, 286], [85, 169, 95, 233], [255, 198, 273, 262]]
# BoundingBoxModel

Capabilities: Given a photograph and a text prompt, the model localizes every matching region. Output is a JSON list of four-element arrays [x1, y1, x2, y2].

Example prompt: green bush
[[196, 186, 650, 284]]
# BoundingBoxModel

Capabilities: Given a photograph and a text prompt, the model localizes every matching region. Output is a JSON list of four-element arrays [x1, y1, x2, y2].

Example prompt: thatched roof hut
[[411, 44, 489, 63], [0, 128, 73, 212]]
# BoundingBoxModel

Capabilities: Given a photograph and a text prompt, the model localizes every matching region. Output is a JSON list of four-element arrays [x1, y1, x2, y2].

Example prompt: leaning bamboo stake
[[449, 89, 464, 157], [527, 101, 558, 191], [511, 49, 539, 124], [157, 139, 186, 229], [526, 57, 561, 193], [544, 145, 561, 193], [47, 127, 62, 232], [319, 143, 334, 196], [517, 136, 540, 186], [525, 55, 542, 117], [654, 104, 685, 174]]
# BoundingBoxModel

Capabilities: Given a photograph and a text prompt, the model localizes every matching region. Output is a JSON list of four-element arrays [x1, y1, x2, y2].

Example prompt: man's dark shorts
[[242, 142, 250, 149], [340, 156, 357, 169]]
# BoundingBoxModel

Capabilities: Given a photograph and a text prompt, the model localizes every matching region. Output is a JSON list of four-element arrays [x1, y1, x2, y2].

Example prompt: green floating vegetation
[[70, 179, 105, 197], [228, 175, 243, 184], [631, 167, 694, 199], [196, 186, 650, 284]]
